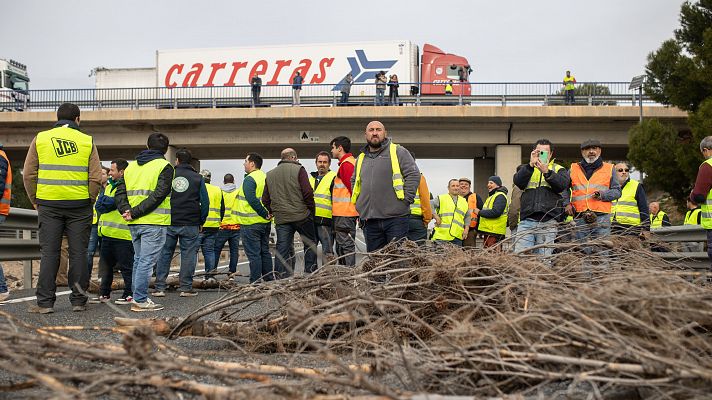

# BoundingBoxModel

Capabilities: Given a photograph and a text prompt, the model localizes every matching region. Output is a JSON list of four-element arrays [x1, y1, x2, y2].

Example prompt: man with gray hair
[[691, 136, 712, 278], [263, 148, 318, 277], [610, 161, 649, 236]]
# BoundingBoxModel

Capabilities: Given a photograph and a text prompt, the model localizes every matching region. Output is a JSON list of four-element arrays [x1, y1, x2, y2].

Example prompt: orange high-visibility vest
[[0, 149, 11, 216], [570, 162, 613, 213], [331, 156, 359, 217], [467, 193, 478, 228]]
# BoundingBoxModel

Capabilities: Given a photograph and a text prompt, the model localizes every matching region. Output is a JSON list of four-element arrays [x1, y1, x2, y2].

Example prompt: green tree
[[628, 119, 699, 201], [10, 163, 33, 209], [554, 83, 615, 105], [645, 0, 712, 111]]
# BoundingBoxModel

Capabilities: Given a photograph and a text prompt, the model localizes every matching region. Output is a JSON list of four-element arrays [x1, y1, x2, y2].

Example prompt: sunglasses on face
[[617, 168, 630, 172]]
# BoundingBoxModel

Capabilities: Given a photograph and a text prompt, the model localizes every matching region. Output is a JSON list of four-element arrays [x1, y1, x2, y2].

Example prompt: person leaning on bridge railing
[[0, 143, 12, 302], [23, 102, 103, 314]]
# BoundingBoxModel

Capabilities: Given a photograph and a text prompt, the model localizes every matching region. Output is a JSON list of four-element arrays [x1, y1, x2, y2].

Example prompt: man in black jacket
[[153, 148, 208, 297], [512, 139, 571, 257]]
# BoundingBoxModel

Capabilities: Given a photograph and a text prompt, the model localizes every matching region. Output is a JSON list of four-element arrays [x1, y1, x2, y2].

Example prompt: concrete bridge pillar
[[473, 158, 495, 200], [495, 145, 522, 194]]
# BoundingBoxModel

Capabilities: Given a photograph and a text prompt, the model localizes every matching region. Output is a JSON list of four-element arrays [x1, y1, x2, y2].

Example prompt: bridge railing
[[0, 207, 39, 288], [0, 81, 655, 111]]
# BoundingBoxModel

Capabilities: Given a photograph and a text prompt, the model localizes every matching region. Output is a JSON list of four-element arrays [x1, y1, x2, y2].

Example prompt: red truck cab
[[419, 44, 471, 95]]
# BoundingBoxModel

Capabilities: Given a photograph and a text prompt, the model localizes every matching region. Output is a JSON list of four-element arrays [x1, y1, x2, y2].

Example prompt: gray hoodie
[[351, 138, 420, 220], [222, 183, 237, 193]]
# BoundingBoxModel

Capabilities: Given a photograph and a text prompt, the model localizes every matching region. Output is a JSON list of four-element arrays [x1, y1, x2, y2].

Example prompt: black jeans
[[407, 216, 428, 244], [37, 204, 92, 307], [98, 237, 134, 298], [275, 216, 318, 277]]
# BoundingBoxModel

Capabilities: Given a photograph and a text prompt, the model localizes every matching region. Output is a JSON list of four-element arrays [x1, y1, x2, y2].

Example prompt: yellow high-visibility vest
[[97, 184, 132, 241], [410, 186, 423, 216], [221, 190, 239, 225], [234, 170, 270, 225], [432, 194, 468, 241], [685, 208, 701, 226], [478, 191, 509, 235], [35, 126, 93, 201], [124, 158, 172, 226], [650, 211, 668, 229], [203, 183, 223, 228], [701, 159, 712, 229], [352, 143, 404, 203], [309, 171, 336, 219], [611, 179, 641, 226], [564, 75, 576, 91]]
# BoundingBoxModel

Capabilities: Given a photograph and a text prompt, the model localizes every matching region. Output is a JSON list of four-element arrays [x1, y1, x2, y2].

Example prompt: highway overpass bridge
[[0, 105, 688, 195]]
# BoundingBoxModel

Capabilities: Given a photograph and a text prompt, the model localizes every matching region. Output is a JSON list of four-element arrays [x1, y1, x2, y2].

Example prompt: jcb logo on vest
[[51, 137, 78, 157]]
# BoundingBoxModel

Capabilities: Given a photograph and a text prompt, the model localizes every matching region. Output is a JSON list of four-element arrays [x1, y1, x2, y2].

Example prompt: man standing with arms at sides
[[351, 121, 420, 252], [0, 144, 12, 301], [292, 71, 303, 106], [153, 149, 208, 298], [251, 73, 262, 107], [309, 151, 337, 265], [407, 150, 433, 244], [214, 173, 241, 279], [94, 159, 134, 304], [512, 139, 570, 257], [610, 162, 649, 236], [691, 136, 712, 280], [199, 170, 224, 280], [432, 179, 470, 246], [459, 177, 483, 247], [340, 73, 353, 106], [330, 136, 358, 266], [263, 148, 318, 277], [563, 70, 576, 105], [235, 153, 274, 282], [24, 102, 102, 313], [115, 132, 173, 312]]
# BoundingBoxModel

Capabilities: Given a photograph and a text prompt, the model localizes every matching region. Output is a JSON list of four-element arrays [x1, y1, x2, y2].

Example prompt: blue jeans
[[340, 92, 349, 105], [375, 88, 385, 105], [362, 217, 409, 253], [0, 215, 6, 293], [275, 217, 318, 277], [87, 224, 100, 275], [241, 223, 273, 283], [200, 229, 218, 277], [707, 230, 712, 272], [155, 225, 200, 291], [129, 225, 167, 303], [214, 229, 240, 273], [514, 218, 558, 258], [0, 262, 6, 294], [575, 214, 611, 262]]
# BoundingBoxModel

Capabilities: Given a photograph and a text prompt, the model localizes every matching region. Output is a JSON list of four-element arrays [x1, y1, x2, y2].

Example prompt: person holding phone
[[512, 139, 570, 259]]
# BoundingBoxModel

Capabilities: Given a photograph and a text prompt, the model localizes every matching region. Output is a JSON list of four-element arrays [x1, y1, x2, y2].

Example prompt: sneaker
[[88, 295, 110, 304], [0, 291, 9, 302], [72, 305, 87, 312], [131, 298, 164, 312], [28, 305, 54, 314], [179, 290, 198, 297], [115, 296, 133, 305], [152, 291, 166, 297]]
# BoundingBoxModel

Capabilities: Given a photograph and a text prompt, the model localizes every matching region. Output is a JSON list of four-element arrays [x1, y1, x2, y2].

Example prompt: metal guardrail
[[650, 225, 709, 270], [0, 207, 39, 288], [0, 81, 655, 111]]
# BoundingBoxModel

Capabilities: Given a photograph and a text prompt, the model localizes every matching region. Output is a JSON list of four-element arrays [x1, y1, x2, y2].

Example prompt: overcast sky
[[2, 0, 683, 192]]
